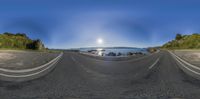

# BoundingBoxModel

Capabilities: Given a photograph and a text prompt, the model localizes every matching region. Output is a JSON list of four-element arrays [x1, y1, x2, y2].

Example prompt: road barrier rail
[[0, 52, 63, 82]]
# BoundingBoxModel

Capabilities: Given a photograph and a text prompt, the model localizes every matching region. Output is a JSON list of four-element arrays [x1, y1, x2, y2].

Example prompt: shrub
[[0, 32, 45, 50], [162, 33, 200, 49]]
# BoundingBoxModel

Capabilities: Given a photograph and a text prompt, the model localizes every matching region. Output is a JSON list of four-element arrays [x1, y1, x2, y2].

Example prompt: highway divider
[[169, 51, 200, 80], [0, 52, 63, 82]]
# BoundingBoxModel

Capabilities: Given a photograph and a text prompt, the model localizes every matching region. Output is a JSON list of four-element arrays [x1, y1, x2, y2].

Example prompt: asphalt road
[[0, 51, 200, 99]]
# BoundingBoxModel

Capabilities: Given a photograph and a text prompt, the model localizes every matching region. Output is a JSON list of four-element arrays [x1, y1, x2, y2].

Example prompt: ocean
[[79, 47, 148, 56]]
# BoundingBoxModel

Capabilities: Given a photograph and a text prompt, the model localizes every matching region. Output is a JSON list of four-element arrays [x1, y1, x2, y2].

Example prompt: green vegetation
[[0, 32, 45, 50], [162, 33, 200, 49]]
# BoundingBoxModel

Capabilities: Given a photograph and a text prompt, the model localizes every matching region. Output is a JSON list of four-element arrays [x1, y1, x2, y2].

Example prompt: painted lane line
[[71, 56, 84, 67], [71, 56, 83, 66], [71, 56, 107, 77], [0, 56, 60, 78], [171, 53, 200, 75], [71, 56, 88, 72], [0, 52, 63, 73], [149, 58, 160, 69], [169, 51, 200, 71], [71, 56, 76, 62]]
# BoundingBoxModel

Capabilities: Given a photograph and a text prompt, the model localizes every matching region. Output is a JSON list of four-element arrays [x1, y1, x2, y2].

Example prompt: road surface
[[0, 51, 200, 99]]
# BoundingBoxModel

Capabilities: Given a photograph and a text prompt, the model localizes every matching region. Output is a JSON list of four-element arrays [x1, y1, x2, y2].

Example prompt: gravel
[[0, 50, 60, 70], [173, 50, 200, 67]]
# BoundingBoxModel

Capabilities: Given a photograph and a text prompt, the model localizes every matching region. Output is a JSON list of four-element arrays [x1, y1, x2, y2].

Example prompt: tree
[[27, 39, 45, 50], [175, 33, 182, 40], [15, 33, 27, 38], [162, 33, 200, 49], [3, 32, 14, 36], [0, 32, 45, 50]]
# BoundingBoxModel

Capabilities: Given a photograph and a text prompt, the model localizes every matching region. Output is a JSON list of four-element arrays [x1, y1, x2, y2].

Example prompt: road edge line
[[0, 52, 63, 82], [169, 51, 200, 71], [148, 58, 160, 69], [0, 52, 64, 73], [169, 51, 200, 80]]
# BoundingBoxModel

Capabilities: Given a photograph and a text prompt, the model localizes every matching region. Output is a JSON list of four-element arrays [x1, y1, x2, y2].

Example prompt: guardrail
[[0, 52, 63, 82], [169, 51, 200, 80]]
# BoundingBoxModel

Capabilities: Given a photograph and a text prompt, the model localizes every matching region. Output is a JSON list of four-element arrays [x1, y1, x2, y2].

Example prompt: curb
[[0, 52, 63, 82]]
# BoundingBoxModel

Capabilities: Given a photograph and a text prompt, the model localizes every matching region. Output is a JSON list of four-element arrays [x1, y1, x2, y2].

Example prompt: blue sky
[[0, 0, 200, 48]]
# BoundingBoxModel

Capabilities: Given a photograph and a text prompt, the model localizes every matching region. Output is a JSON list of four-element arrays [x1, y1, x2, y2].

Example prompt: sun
[[97, 38, 103, 44]]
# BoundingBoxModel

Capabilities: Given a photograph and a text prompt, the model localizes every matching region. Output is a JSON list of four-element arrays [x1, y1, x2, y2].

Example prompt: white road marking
[[0, 58, 59, 78], [71, 56, 76, 62], [71, 56, 107, 77], [169, 51, 200, 70], [169, 51, 200, 75], [0, 52, 63, 73], [0, 53, 63, 78], [173, 55, 200, 75], [149, 58, 160, 69]]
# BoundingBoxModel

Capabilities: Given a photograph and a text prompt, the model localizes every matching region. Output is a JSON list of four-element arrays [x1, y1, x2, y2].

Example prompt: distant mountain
[[79, 47, 140, 50], [0, 32, 45, 50], [162, 33, 200, 49], [104, 47, 139, 49]]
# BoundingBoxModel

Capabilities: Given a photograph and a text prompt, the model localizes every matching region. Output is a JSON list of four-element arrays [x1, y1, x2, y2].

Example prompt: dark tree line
[[0, 32, 45, 50], [26, 39, 45, 50]]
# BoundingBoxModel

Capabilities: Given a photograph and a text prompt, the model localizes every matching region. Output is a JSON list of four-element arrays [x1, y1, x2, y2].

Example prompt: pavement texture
[[0, 50, 200, 99], [0, 50, 60, 70], [174, 50, 200, 67]]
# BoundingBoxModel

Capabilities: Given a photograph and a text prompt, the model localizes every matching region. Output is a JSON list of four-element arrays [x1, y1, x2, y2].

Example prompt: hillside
[[162, 33, 200, 49], [0, 32, 45, 50]]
